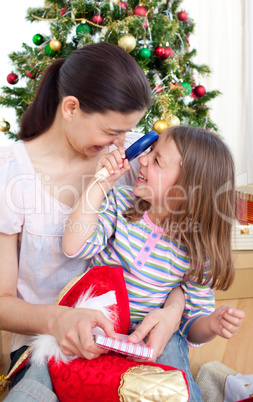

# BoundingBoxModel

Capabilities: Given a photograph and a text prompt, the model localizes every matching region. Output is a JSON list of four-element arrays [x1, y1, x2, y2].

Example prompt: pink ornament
[[134, 5, 148, 17], [119, 2, 127, 10], [177, 11, 188, 22], [92, 14, 103, 25], [142, 21, 149, 30]]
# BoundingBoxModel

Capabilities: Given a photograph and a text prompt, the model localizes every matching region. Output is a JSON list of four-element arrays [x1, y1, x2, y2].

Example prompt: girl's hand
[[96, 147, 130, 185], [52, 306, 117, 360], [209, 305, 245, 339], [128, 292, 184, 362], [128, 309, 173, 362]]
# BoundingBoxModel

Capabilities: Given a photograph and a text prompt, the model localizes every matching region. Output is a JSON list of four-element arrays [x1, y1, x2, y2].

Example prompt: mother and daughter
[[1, 42, 244, 402]]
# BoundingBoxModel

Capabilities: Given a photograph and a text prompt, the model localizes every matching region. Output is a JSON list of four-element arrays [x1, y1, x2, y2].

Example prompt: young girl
[[63, 125, 245, 401]]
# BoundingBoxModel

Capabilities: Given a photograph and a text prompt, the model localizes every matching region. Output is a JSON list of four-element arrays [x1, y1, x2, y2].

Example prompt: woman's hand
[[128, 287, 185, 362], [51, 305, 117, 360]]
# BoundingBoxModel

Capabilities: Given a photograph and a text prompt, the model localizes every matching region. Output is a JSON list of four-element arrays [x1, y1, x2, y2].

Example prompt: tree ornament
[[0, 119, 10, 132], [76, 23, 91, 36], [91, 14, 103, 25], [45, 44, 58, 57], [60, 2, 67, 15], [119, 2, 127, 10], [154, 46, 165, 58], [7, 72, 19, 85], [170, 82, 179, 91], [60, 7, 66, 16], [154, 85, 163, 93], [25, 66, 40, 79], [153, 119, 168, 134], [139, 47, 151, 59], [181, 82, 192, 95], [134, 5, 148, 17], [193, 85, 206, 98], [160, 46, 173, 60], [32, 34, 44, 46], [49, 39, 62, 51], [118, 34, 136, 53], [142, 20, 149, 30], [168, 115, 180, 126], [177, 11, 188, 22]]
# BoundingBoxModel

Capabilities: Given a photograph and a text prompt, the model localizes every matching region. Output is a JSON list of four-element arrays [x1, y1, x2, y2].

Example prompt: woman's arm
[[63, 148, 130, 256], [0, 232, 116, 359]]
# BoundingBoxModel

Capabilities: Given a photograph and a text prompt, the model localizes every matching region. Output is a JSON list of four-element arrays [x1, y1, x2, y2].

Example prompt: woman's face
[[134, 135, 182, 217], [65, 105, 146, 158]]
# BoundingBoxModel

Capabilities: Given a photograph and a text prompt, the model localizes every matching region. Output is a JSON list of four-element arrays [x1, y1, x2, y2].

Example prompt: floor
[[0, 297, 252, 401]]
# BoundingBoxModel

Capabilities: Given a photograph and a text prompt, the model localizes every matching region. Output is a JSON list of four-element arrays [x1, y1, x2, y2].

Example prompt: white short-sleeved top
[[0, 132, 142, 352]]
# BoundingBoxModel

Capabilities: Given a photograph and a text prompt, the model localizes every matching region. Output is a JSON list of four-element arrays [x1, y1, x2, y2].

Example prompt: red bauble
[[177, 11, 188, 22], [26, 66, 40, 79], [154, 85, 163, 93], [7, 72, 19, 85], [193, 85, 206, 98], [134, 5, 148, 17], [160, 46, 173, 60], [92, 14, 103, 25], [119, 2, 127, 10], [154, 46, 165, 58]]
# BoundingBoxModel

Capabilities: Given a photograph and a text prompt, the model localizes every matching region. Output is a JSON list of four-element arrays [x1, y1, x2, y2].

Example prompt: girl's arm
[[128, 286, 185, 362], [187, 305, 245, 344], [63, 148, 130, 256]]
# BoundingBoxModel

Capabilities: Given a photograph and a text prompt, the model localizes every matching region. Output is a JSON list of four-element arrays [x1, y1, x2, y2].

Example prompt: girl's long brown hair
[[124, 126, 235, 290]]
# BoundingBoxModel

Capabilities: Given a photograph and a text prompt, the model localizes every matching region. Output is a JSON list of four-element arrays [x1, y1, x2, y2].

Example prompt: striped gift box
[[94, 332, 153, 360]]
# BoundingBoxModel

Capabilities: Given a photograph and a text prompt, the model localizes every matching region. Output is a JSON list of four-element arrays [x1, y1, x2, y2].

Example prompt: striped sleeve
[[179, 277, 215, 347], [65, 189, 118, 259]]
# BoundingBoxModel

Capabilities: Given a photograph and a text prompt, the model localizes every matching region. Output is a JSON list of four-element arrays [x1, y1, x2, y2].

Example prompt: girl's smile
[[134, 135, 182, 217]]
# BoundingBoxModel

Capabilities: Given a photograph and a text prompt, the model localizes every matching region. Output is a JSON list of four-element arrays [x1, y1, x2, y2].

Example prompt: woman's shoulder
[[0, 141, 28, 175]]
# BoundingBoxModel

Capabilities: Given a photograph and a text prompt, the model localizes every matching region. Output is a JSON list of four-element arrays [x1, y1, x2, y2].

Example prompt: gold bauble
[[118, 34, 136, 53], [153, 120, 168, 135], [0, 119, 10, 133], [168, 115, 180, 127], [49, 39, 62, 51]]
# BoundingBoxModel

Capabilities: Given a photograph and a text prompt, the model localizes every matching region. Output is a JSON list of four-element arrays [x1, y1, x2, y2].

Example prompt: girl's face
[[65, 105, 146, 158], [134, 135, 182, 217]]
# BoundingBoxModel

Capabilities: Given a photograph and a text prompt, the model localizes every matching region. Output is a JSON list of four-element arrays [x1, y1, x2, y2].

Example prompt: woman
[[0, 42, 154, 395]]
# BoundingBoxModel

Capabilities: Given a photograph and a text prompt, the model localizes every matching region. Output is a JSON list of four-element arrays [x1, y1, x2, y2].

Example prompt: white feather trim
[[30, 288, 117, 366]]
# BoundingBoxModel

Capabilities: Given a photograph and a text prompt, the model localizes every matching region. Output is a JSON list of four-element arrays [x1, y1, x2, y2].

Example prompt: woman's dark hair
[[19, 42, 152, 140]]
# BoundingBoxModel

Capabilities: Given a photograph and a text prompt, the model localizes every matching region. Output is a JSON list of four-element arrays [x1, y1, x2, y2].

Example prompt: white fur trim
[[30, 289, 117, 366]]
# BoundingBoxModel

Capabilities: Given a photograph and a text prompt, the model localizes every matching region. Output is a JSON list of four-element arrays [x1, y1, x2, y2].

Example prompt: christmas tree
[[0, 0, 220, 140]]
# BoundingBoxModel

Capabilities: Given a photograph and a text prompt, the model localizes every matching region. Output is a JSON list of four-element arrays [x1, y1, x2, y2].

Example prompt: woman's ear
[[61, 96, 80, 121]]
